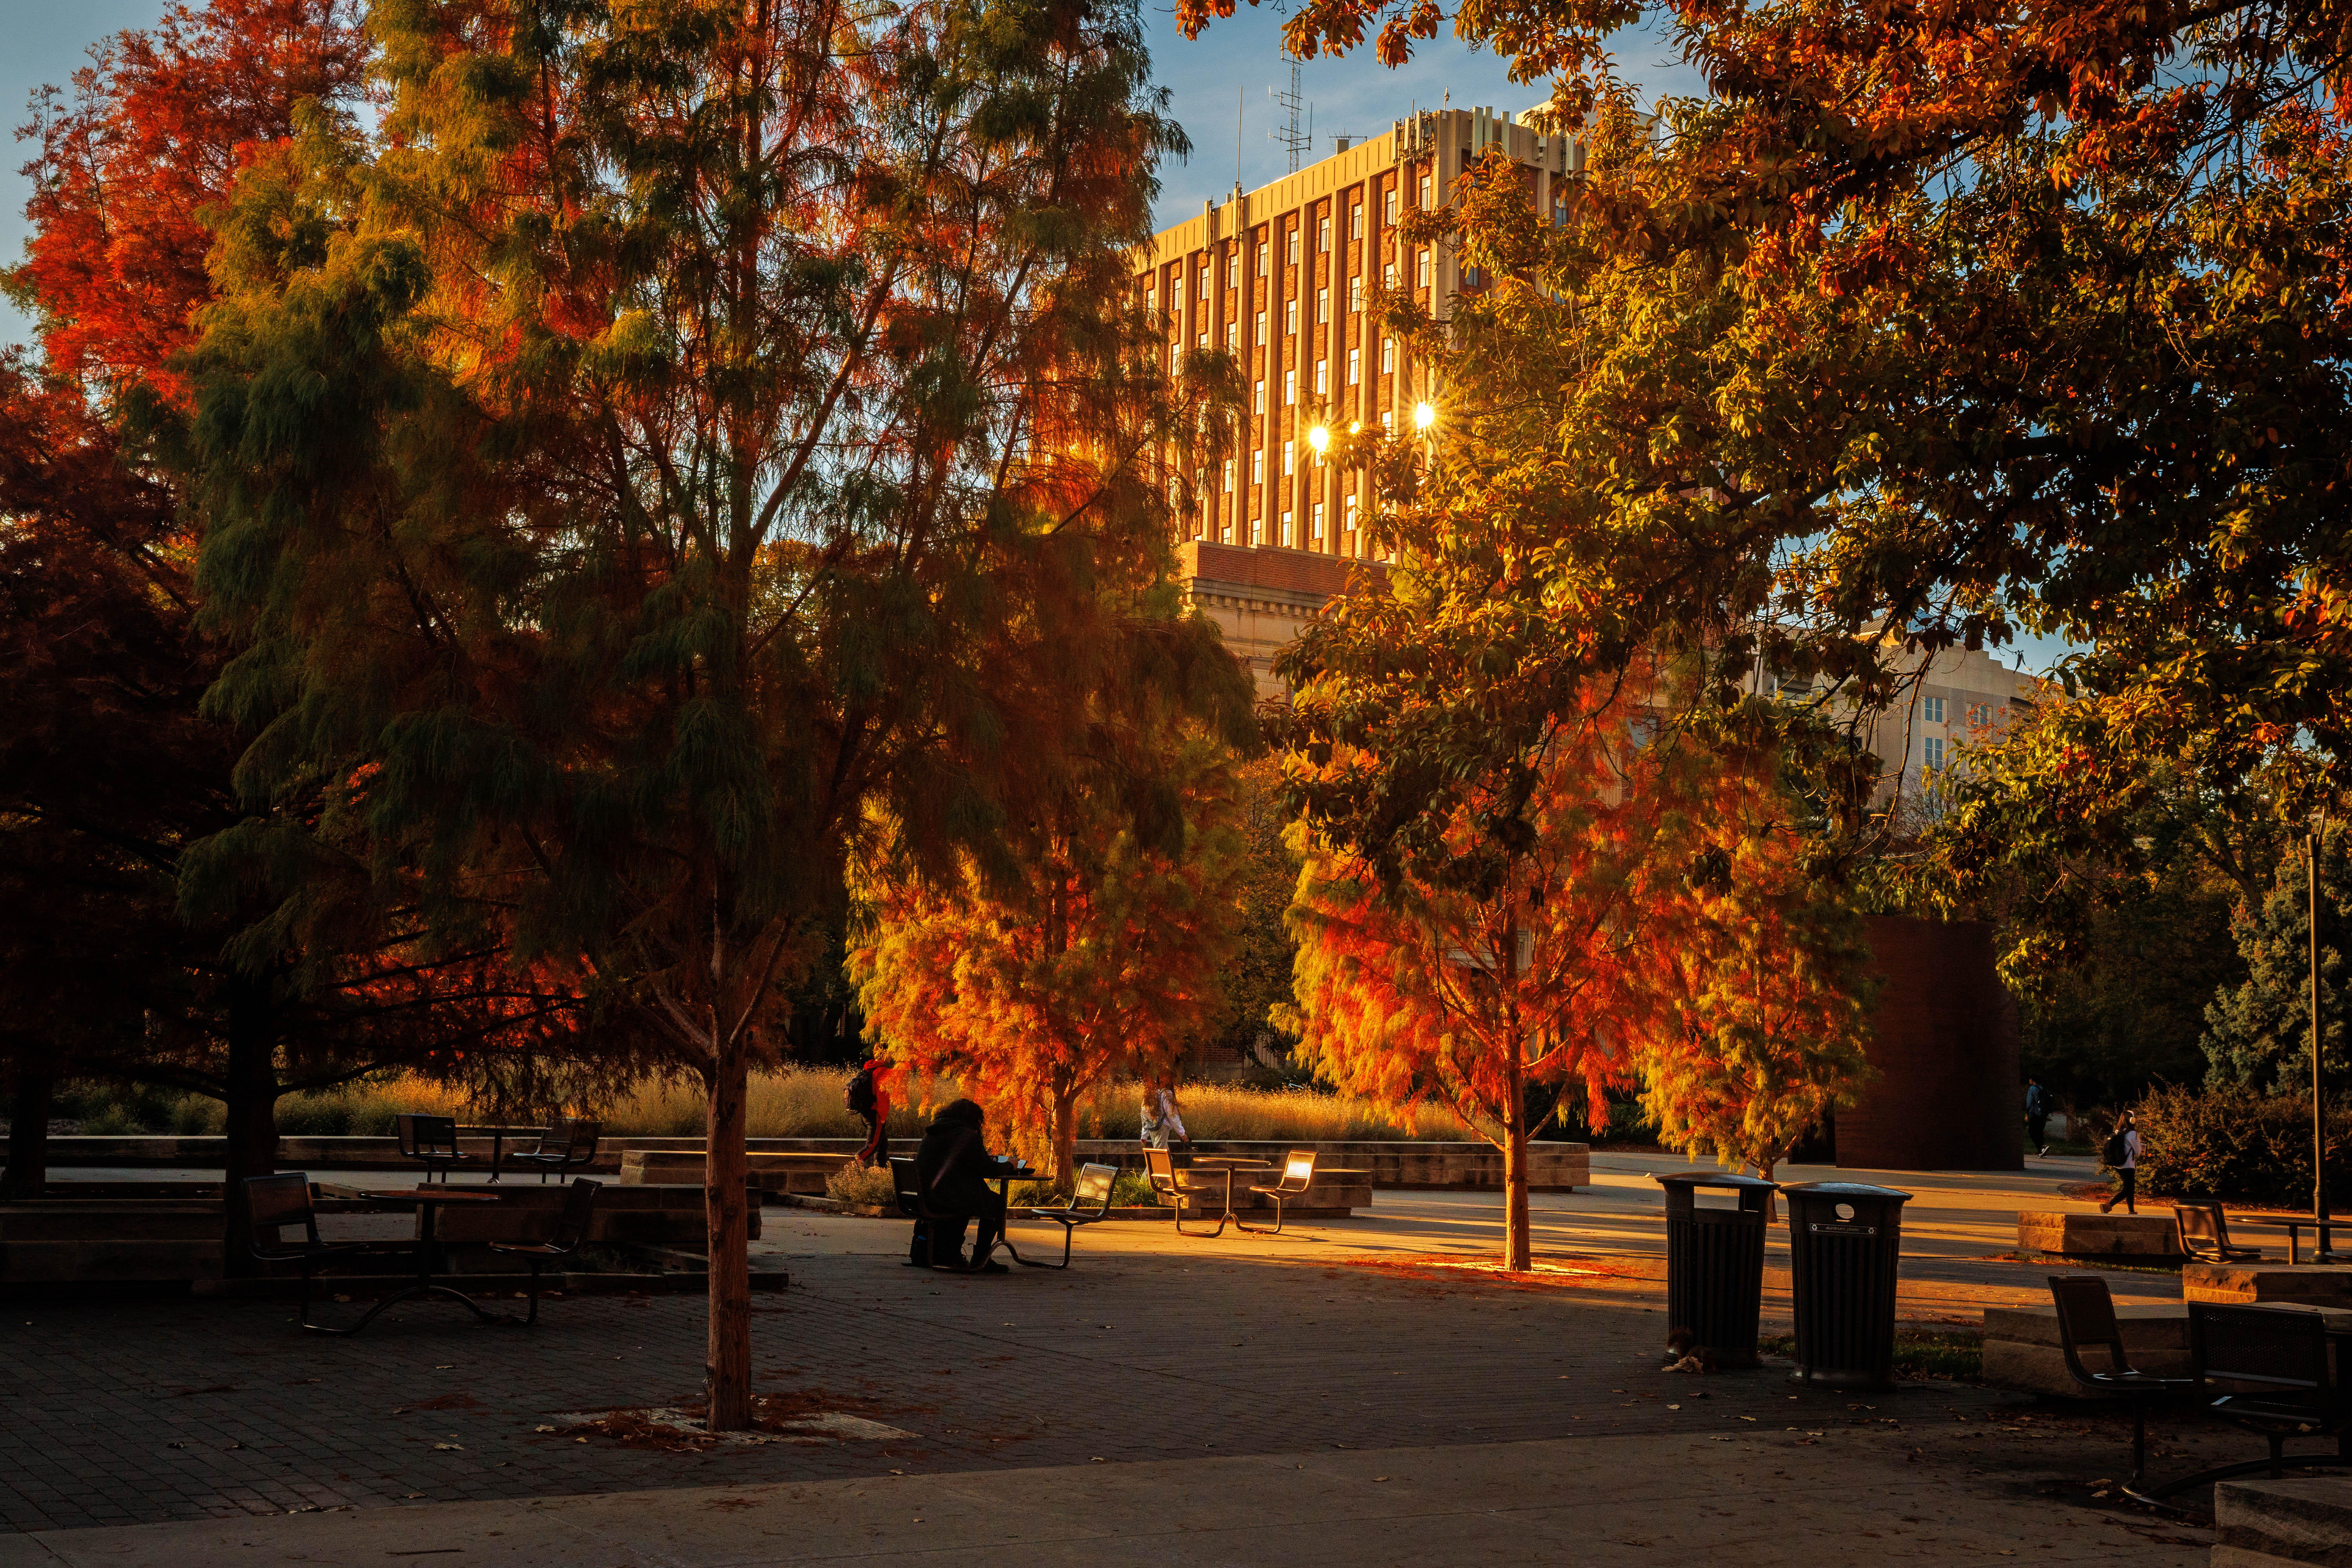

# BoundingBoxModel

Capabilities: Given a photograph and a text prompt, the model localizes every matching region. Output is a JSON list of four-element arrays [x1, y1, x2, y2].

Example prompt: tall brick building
[[1142, 105, 1582, 695]]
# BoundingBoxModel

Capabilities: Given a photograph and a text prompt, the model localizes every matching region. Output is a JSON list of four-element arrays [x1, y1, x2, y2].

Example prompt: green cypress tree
[[2203, 837, 2349, 1093], [178, 0, 1238, 1427]]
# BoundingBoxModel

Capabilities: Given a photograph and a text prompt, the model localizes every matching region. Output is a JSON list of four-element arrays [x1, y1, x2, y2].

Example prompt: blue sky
[[0, 0, 1709, 347]]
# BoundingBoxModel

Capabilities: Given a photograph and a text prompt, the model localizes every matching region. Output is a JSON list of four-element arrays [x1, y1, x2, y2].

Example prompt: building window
[[1418, 249, 1431, 288], [1252, 449, 1265, 485], [1312, 501, 1325, 539], [1924, 736, 1945, 769], [1285, 298, 1297, 336], [1347, 347, 1360, 385], [1315, 358, 1328, 396], [1348, 277, 1363, 314], [1254, 309, 1266, 344], [1226, 322, 1238, 352], [1319, 215, 1331, 252], [1196, 332, 1208, 352], [1383, 261, 1396, 290], [1381, 338, 1395, 374], [1257, 241, 1269, 277], [1966, 701, 1990, 727], [1380, 409, 1392, 432], [1385, 189, 1398, 224], [1287, 228, 1299, 265], [1144, 286, 1156, 317], [1250, 516, 1263, 545], [1281, 509, 1294, 546], [1254, 378, 1266, 414], [1283, 439, 1294, 475], [1350, 204, 1363, 240], [1199, 267, 1210, 299], [1284, 369, 1296, 405], [1924, 696, 1945, 723], [1419, 173, 1432, 208], [1317, 287, 1329, 323], [1345, 492, 1359, 534]]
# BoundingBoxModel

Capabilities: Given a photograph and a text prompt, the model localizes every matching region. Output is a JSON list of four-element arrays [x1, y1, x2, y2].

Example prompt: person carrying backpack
[[846, 1056, 892, 1168], [2098, 1112, 2142, 1214], [2025, 1079, 2050, 1158]]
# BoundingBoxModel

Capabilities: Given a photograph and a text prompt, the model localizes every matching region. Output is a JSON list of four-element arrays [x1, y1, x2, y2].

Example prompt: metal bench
[[243, 1173, 407, 1336], [2047, 1273, 2195, 1506], [2190, 1302, 2352, 1482], [1145, 1147, 1235, 1238], [395, 1114, 477, 1184], [2175, 1203, 2263, 1263], [488, 1178, 600, 1324], [1237, 1150, 1318, 1235], [503, 1119, 603, 1185], [1023, 1163, 1117, 1267]]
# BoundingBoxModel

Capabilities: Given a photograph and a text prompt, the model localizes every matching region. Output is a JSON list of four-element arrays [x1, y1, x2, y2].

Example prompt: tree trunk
[[2, 1067, 54, 1200], [221, 973, 280, 1278], [704, 1037, 753, 1432], [1503, 1042, 1530, 1272], [1053, 1084, 1078, 1187]]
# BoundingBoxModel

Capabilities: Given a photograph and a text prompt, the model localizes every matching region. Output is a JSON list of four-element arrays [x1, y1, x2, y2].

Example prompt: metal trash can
[[1780, 1181, 1911, 1389], [1655, 1171, 1779, 1370]]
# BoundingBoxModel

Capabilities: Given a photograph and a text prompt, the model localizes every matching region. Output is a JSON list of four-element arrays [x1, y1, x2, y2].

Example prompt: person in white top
[[2099, 1112, 2143, 1214], [1140, 1083, 1189, 1150]]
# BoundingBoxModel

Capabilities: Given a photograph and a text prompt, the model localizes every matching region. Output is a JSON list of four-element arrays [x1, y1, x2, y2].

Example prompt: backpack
[[845, 1066, 877, 1114], [2102, 1129, 2128, 1167]]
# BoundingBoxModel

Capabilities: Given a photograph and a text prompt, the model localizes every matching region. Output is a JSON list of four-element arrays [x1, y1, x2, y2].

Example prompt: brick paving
[[0, 1245, 2137, 1535]]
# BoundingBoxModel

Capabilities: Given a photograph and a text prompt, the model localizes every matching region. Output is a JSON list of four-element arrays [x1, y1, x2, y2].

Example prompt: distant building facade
[[1768, 641, 2051, 806]]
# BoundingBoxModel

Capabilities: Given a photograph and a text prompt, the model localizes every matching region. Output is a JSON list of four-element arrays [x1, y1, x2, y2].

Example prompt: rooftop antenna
[[1237, 85, 1245, 191], [1270, 63, 1311, 173]]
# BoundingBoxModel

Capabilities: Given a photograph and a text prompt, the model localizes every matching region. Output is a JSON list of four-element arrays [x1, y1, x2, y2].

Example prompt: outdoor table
[[1175, 1156, 1272, 1230], [354, 1187, 507, 1324], [984, 1158, 1038, 1266], [2230, 1212, 2344, 1266], [457, 1125, 547, 1184]]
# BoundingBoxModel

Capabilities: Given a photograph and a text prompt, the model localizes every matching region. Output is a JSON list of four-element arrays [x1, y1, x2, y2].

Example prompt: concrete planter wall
[[38, 1134, 1589, 1191]]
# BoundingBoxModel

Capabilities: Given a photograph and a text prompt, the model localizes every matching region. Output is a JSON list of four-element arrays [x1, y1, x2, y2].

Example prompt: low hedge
[[2132, 1083, 2352, 1209]]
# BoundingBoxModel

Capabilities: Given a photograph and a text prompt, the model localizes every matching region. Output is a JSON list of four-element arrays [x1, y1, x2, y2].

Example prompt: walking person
[[847, 1054, 893, 1167], [2025, 1078, 2051, 1158], [2099, 1112, 2142, 1214], [1140, 1081, 1189, 1151]]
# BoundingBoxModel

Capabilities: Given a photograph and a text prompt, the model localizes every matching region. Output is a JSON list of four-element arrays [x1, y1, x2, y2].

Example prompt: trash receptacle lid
[[1778, 1180, 1912, 1202], [1654, 1171, 1780, 1191]]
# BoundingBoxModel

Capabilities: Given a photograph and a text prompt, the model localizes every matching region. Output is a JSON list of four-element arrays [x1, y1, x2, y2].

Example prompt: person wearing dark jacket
[[913, 1099, 1009, 1274]]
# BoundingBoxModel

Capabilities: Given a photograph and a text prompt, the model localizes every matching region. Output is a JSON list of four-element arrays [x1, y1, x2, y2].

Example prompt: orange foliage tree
[[1639, 742, 1875, 1187], [1281, 676, 1693, 1272], [850, 726, 1249, 1183]]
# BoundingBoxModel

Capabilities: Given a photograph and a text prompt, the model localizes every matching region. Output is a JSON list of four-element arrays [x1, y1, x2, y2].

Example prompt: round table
[[349, 1188, 508, 1329]]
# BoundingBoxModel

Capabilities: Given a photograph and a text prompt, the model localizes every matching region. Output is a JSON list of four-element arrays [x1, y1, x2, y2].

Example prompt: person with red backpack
[[847, 1056, 893, 1167]]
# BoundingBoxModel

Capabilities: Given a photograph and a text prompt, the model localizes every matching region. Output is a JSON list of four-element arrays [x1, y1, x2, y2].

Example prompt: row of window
[[1206, 493, 1363, 548], [1920, 696, 1997, 727]]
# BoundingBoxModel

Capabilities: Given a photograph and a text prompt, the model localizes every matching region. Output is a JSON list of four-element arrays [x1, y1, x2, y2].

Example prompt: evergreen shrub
[[2134, 1083, 2352, 1207]]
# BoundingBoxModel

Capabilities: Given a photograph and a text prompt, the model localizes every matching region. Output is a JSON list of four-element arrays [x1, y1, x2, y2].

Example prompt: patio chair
[[395, 1114, 476, 1184], [1023, 1163, 1118, 1268], [1144, 1147, 1233, 1239], [2174, 1203, 2263, 1264], [2188, 1302, 2352, 1482], [503, 1118, 603, 1184], [244, 1173, 401, 1336], [488, 1178, 601, 1325], [2047, 1274, 2195, 1506], [890, 1155, 964, 1269], [1236, 1150, 1317, 1235]]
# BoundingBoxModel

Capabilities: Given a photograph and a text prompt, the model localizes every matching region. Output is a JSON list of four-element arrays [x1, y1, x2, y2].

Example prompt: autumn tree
[[1282, 671, 1716, 1272], [177, 0, 1222, 1428], [1640, 740, 1874, 1185], [851, 696, 1252, 1183]]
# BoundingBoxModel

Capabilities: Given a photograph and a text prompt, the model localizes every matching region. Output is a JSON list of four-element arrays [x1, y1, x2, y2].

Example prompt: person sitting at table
[[914, 1098, 1009, 1275]]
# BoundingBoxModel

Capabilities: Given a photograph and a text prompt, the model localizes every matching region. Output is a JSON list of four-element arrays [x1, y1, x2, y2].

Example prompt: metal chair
[[488, 1178, 600, 1325], [890, 1155, 967, 1269], [2188, 1302, 2352, 1482], [243, 1174, 400, 1336], [1023, 1163, 1118, 1267], [2174, 1203, 2264, 1264], [2047, 1274, 2194, 1506], [1236, 1149, 1317, 1235], [1144, 1147, 1233, 1238], [394, 1114, 475, 1184], [503, 1119, 603, 1184]]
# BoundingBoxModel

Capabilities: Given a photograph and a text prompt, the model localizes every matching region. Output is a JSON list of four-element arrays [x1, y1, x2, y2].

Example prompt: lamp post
[[2314, 809, 2330, 1234]]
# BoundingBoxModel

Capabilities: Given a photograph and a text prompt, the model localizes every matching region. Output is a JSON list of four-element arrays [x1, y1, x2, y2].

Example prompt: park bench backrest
[[2048, 1273, 2131, 1383], [889, 1156, 924, 1218], [1072, 1163, 1116, 1212], [396, 1113, 461, 1160], [2192, 1303, 2335, 1412], [551, 1118, 603, 1159], [243, 1174, 320, 1248], [1144, 1147, 1178, 1196], [551, 1177, 601, 1250], [1280, 1151, 1316, 1190]]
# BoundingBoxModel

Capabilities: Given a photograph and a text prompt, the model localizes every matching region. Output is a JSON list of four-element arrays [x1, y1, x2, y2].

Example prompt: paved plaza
[[0, 1151, 2246, 1563]]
